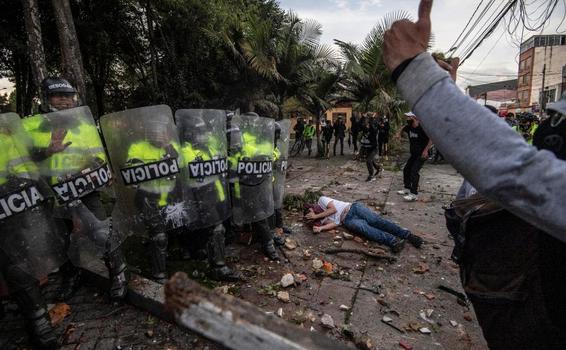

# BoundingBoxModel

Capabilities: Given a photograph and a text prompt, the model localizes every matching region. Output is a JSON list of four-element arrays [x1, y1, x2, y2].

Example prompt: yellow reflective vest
[[126, 140, 179, 207], [180, 142, 226, 202]]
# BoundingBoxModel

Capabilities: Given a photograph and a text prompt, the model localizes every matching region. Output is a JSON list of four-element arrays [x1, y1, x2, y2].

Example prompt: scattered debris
[[312, 258, 324, 270], [413, 262, 430, 274], [419, 327, 432, 334], [145, 329, 154, 338], [280, 273, 295, 288], [450, 320, 459, 327], [342, 232, 354, 240], [49, 303, 71, 326], [399, 340, 413, 350], [340, 304, 350, 311], [437, 285, 469, 305], [277, 308, 284, 318], [381, 318, 405, 333], [463, 313, 473, 322], [382, 316, 393, 323], [284, 238, 298, 250], [353, 237, 365, 243], [294, 273, 308, 283], [320, 314, 335, 329], [322, 261, 334, 274], [424, 293, 436, 300], [302, 250, 312, 259], [277, 291, 290, 303], [323, 247, 395, 262], [419, 309, 435, 324]]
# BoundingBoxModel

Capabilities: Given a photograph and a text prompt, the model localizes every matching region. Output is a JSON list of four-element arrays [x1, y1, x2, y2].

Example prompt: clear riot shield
[[229, 113, 274, 225], [0, 113, 67, 280], [175, 109, 231, 230], [100, 105, 185, 237], [24, 106, 118, 267], [273, 120, 290, 209]]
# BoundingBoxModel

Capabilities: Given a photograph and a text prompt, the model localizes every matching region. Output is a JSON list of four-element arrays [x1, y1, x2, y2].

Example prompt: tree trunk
[[21, 0, 47, 92], [51, 0, 87, 102]]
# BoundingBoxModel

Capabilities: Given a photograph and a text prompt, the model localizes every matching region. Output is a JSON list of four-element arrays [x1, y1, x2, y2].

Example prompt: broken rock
[[320, 314, 335, 329], [277, 291, 290, 303], [342, 232, 354, 240], [419, 327, 432, 334], [280, 273, 295, 288], [284, 238, 298, 250], [312, 258, 324, 270]]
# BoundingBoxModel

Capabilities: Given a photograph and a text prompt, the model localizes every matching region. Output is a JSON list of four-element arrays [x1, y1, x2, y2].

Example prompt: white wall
[[530, 45, 566, 105]]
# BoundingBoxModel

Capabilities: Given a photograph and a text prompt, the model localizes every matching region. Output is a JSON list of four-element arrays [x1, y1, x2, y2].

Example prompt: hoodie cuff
[[396, 52, 451, 109]]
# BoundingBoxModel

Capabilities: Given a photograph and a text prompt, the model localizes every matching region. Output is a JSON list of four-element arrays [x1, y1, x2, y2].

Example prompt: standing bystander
[[302, 119, 315, 156], [395, 112, 431, 201], [333, 117, 346, 156]]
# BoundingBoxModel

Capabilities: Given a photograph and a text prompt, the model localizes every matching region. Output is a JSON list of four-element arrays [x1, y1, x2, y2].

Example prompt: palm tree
[[336, 11, 413, 120]]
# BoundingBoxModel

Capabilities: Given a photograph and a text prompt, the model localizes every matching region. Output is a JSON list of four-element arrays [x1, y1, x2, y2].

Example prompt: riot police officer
[[176, 110, 240, 281], [0, 112, 67, 348], [227, 112, 279, 260], [22, 78, 128, 301], [101, 105, 183, 284]]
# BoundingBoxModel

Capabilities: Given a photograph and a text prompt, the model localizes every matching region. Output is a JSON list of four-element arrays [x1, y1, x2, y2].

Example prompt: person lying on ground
[[383, 0, 566, 239], [303, 196, 423, 253]]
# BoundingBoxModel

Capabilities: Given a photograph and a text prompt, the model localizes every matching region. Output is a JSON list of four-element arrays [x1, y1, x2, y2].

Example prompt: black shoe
[[262, 241, 280, 261], [365, 175, 374, 182], [28, 309, 58, 349], [282, 227, 293, 235], [273, 234, 285, 246], [210, 266, 242, 282], [407, 234, 424, 248], [390, 239, 406, 254], [56, 269, 82, 302]]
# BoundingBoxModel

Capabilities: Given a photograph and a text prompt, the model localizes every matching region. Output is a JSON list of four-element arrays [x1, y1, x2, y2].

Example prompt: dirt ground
[[218, 143, 489, 350], [1, 141, 489, 350]]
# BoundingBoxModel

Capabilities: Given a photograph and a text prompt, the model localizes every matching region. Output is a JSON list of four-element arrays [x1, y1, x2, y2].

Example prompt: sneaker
[[403, 193, 418, 202], [365, 175, 375, 182], [407, 233, 424, 248], [390, 239, 406, 254], [397, 189, 409, 195]]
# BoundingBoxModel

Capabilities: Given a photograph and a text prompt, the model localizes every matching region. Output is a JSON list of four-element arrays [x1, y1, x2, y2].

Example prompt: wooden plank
[[165, 272, 354, 350]]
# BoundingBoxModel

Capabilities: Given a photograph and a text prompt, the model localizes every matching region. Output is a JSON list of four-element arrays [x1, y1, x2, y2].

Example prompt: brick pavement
[[0, 273, 222, 350]]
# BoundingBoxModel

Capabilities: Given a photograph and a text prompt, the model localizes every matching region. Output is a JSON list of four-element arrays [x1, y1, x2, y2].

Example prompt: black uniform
[[401, 123, 429, 195]]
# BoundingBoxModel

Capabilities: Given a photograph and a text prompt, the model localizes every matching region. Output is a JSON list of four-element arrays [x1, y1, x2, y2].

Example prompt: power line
[[447, 0, 485, 53], [459, 0, 519, 66]]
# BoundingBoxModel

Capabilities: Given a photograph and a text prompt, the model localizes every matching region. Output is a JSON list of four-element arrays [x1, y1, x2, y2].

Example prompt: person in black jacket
[[333, 117, 346, 156], [321, 119, 333, 158], [363, 118, 380, 181], [377, 116, 390, 158], [350, 113, 361, 153]]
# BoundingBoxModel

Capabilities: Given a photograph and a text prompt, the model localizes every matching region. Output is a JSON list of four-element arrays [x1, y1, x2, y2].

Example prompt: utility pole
[[540, 63, 546, 118]]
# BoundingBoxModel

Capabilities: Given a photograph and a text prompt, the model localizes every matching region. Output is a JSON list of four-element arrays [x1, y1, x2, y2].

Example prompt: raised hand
[[383, 0, 433, 71], [47, 128, 72, 156]]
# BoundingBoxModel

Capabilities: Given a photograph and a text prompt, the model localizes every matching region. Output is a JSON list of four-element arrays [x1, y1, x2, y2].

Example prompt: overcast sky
[[2, 0, 564, 94], [278, 0, 566, 89]]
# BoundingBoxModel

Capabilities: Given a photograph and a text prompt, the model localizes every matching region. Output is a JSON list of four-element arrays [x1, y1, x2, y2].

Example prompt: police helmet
[[40, 77, 78, 112], [144, 120, 170, 146], [179, 113, 207, 145]]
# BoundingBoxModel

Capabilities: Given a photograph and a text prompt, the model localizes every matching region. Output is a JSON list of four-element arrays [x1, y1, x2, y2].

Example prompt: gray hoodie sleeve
[[397, 52, 566, 241]]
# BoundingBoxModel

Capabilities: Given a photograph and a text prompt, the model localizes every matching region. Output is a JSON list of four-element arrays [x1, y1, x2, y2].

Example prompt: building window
[[544, 89, 556, 103]]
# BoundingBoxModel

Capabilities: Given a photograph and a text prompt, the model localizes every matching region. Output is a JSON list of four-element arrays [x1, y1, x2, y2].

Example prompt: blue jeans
[[343, 202, 410, 246]]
